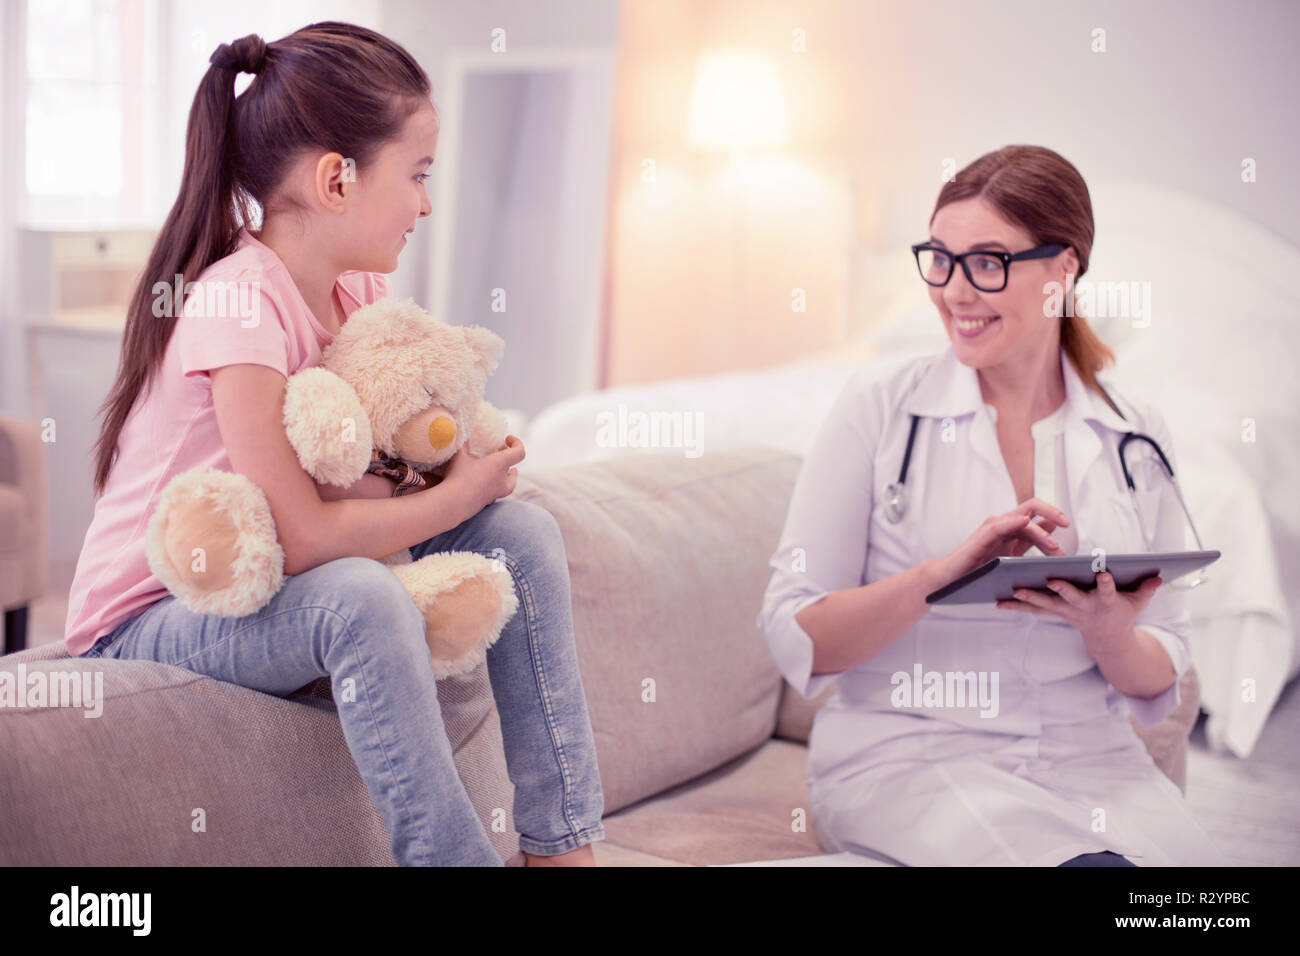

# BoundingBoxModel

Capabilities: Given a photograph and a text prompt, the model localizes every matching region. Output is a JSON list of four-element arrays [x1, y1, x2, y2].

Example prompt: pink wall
[[604, 0, 1297, 386]]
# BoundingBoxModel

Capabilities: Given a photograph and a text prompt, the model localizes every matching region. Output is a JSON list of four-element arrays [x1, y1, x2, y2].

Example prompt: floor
[[18, 583, 1299, 866], [1185, 683, 1300, 865]]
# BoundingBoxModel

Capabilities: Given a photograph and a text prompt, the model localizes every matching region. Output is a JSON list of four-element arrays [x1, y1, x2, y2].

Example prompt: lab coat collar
[[1061, 350, 1131, 434], [899, 346, 983, 420], [901, 345, 1133, 513], [900, 344, 1130, 434]]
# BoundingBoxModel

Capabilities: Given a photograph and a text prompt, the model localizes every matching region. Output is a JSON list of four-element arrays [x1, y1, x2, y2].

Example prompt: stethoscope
[[881, 384, 1208, 580]]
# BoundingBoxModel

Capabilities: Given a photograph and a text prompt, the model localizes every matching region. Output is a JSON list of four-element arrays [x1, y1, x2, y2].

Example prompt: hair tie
[[210, 34, 267, 75]]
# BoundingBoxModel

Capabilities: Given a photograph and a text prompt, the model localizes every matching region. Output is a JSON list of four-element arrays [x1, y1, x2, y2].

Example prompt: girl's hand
[[996, 572, 1163, 652], [936, 498, 1070, 585], [439, 435, 526, 519]]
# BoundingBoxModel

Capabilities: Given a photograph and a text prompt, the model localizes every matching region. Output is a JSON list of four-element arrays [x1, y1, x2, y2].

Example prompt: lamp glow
[[685, 49, 788, 151]]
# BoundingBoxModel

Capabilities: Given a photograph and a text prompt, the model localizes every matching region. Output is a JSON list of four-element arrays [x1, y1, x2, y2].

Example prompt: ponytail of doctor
[[930, 145, 1117, 402], [90, 21, 433, 499]]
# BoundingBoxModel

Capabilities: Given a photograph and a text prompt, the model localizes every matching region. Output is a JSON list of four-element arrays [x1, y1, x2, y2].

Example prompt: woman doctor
[[757, 145, 1227, 867]]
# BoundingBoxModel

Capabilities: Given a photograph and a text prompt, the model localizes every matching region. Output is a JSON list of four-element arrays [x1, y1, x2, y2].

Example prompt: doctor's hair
[[931, 145, 1118, 402], [90, 21, 434, 499]]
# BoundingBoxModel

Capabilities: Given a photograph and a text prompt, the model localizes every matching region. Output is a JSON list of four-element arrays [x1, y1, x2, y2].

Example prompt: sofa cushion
[[0, 643, 519, 865], [515, 446, 801, 814], [599, 738, 824, 864], [775, 683, 838, 743]]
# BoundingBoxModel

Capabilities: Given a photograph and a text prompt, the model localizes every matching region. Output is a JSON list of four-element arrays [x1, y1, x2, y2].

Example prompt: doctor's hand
[[935, 498, 1071, 585], [996, 571, 1163, 651]]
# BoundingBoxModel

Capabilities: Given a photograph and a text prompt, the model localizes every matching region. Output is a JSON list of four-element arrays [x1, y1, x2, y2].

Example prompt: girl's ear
[[462, 326, 504, 375]]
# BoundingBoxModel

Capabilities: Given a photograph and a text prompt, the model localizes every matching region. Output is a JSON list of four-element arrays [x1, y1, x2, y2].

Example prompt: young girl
[[64, 22, 605, 868]]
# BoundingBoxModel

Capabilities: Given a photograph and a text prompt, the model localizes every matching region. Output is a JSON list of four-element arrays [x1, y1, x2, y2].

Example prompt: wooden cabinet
[[19, 228, 149, 586], [25, 325, 127, 587], [20, 228, 154, 330]]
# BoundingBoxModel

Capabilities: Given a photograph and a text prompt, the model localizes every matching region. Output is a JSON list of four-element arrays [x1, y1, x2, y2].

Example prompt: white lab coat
[[757, 345, 1228, 866]]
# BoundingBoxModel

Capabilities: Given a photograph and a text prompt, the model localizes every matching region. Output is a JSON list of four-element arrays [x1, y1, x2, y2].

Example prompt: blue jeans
[[83, 497, 606, 866]]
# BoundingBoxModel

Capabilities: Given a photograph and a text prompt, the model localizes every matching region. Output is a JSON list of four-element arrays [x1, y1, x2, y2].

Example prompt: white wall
[[839, 0, 1299, 251], [0, 2, 27, 418]]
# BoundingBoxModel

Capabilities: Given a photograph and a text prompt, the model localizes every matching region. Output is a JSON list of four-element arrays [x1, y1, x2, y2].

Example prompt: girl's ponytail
[[209, 34, 267, 75], [91, 23, 432, 498]]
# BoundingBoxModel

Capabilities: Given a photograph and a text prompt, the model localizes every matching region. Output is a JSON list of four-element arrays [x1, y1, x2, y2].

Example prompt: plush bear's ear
[[462, 326, 504, 376]]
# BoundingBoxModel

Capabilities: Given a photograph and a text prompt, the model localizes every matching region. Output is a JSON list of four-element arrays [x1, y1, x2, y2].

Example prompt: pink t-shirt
[[64, 227, 394, 656]]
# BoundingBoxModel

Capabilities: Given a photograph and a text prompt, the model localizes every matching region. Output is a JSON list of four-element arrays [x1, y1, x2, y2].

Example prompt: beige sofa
[[0, 446, 1198, 866]]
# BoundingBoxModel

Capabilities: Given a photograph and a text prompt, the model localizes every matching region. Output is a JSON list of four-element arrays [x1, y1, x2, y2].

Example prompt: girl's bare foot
[[523, 844, 597, 866]]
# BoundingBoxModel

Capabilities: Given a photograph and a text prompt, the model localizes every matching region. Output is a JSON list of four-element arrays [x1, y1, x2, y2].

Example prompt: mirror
[[430, 49, 616, 419]]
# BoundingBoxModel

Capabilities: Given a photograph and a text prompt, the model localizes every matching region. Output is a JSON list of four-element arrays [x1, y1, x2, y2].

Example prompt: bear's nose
[[428, 416, 457, 450]]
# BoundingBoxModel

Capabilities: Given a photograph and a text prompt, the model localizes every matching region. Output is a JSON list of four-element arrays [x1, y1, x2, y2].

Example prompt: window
[[24, 0, 163, 228], [23, 0, 389, 230]]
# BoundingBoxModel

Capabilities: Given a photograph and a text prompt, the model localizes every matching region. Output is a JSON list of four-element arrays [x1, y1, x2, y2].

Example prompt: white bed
[[520, 178, 1299, 759]]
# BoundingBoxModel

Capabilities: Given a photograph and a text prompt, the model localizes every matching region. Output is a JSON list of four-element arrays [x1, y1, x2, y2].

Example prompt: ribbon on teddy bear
[[365, 448, 435, 496]]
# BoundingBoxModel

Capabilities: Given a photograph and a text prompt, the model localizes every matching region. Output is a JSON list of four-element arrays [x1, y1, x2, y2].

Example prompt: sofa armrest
[[0, 416, 49, 611], [0, 649, 521, 865], [1129, 665, 1200, 795], [0, 416, 43, 489]]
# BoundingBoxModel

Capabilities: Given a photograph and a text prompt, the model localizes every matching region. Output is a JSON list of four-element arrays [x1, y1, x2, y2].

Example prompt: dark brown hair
[[931, 145, 1117, 401], [91, 22, 433, 497]]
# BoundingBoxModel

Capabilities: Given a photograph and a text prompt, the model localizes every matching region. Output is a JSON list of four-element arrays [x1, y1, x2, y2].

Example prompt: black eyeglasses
[[910, 242, 1067, 293]]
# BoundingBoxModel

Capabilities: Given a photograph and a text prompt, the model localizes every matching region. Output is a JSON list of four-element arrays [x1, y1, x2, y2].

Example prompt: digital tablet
[[924, 550, 1221, 606]]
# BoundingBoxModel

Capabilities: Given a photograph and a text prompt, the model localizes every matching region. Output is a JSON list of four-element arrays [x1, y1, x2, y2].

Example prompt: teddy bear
[[144, 297, 519, 679]]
